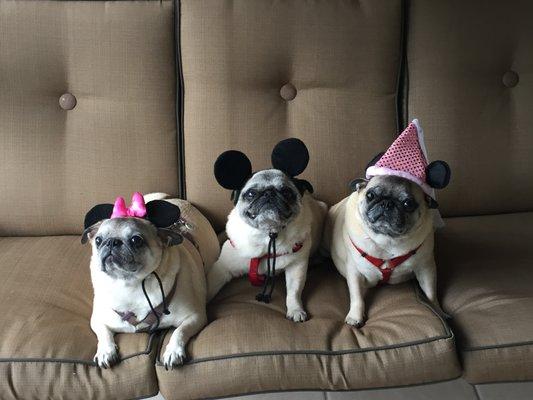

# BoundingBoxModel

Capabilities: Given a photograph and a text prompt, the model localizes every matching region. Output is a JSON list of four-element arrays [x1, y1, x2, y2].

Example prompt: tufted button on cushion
[[58, 92, 77, 110], [279, 83, 297, 101], [502, 70, 519, 87]]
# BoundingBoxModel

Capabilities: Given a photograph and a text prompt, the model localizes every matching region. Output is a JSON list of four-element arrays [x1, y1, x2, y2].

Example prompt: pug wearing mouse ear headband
[[82, 193, 219, 370], [208, 138, 327, 322], [323, 120, 451, 328]]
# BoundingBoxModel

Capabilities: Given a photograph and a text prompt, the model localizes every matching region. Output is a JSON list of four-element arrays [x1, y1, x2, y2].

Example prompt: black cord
[[141, 272, 170, 331], [256, 232, 278, 303]]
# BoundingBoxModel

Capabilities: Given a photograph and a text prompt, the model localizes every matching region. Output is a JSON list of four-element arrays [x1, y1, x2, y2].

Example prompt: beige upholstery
[[157, 265, 460, 399], [437, 213, 533, 383], [407, 0, 533, 217], [180, 0, 403, 231], [0, 0, 178, 236], [0, 236, 159, 400]]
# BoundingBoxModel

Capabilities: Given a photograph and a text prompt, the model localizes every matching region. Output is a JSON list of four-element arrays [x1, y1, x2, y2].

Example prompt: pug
[[323, 120, 451, 327], [207, 138, 327, 322], [82, 193, 219, 369]]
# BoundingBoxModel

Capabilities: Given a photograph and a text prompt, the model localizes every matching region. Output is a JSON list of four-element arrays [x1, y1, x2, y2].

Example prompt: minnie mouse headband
[[83, 192, 181, 231], [213, 138, 313, 196]]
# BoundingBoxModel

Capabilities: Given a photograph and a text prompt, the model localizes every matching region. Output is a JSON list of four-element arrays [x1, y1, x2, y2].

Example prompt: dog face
[[87, 217, 181, 280], [236, 169, 302, 233], [357, 175, 429, 237]]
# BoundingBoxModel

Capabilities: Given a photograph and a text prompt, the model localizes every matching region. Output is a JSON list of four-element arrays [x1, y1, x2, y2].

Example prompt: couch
[[1, 1, 532, 399]]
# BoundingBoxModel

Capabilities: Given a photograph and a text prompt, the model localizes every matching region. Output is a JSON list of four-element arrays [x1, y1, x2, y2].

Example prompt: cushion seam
[[0, 332, 159, 365], [157, 334, 455, 366], [463, 341, 533, 352]]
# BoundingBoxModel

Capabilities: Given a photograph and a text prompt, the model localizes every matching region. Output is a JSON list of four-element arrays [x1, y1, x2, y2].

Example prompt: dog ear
[[292, 178, 314, 195], [426, 160, 451, 189], [271, 138, 309, 177], [145, 200, 181, 228], [214, 150, 253, 191], [157, 228, 183, 247], [426, 195, 440, 209], [81, 220, 104, 244], [83, 204, 114, 231], [349, 178, 368, 192], [366, 152, 385, 171]]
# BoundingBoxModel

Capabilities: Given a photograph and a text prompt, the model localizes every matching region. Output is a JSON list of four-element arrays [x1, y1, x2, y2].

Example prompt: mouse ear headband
[[214, 138, 313, 203], [351, 120, 451, 209], [82, 192, 182, 243]]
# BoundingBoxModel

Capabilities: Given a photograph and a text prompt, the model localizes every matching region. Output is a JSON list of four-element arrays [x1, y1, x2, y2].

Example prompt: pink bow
[[111, 192, 147, 219]]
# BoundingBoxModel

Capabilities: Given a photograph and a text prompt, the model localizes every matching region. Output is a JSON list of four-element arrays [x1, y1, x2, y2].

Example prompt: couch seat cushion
[[437, 213, 533, 383], [157, 263, 460, 400], [0, 236, 159, 400]]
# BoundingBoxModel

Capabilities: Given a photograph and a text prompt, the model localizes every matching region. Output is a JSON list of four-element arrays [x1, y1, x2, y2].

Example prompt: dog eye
[[244, 189, 257, 199], [130, 235, 144, 248], [366, 192, 375, 201], [95, 237, 102, 246], [281, 187, 295, 200], [403, 199, 417, 211]]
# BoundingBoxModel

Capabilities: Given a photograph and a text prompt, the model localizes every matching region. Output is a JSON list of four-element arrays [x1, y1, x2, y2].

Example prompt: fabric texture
[[156, 264, 460, 399], [437, 213, 533, 383], [0, 236, 159, 399], [407, 0, 533, 217], [179, 0, 403, 231], [0, 0, 178, 236]]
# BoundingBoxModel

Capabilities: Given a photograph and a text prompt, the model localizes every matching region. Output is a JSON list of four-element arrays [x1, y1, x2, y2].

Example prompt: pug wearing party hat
[[207, 138, 327, 322], [323, 120, 451, 327], [82, 192, 218, 369]]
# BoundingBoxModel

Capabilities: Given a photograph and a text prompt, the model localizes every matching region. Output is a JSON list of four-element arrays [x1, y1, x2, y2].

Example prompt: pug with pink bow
[[82, 193, 219, 369]]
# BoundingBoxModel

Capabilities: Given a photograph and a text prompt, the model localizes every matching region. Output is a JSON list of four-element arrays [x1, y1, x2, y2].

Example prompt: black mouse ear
[[84, 204, 114, 230], [214, 150, 253, 190], [145, 200, 181, 228], [366, 152, 385, 171], [271, 138, 309, 177], [426, 160, 451, 189]]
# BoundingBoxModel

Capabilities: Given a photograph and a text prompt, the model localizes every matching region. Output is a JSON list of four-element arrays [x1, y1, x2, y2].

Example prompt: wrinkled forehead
[[367, 175, 418, 197], [98, 218, 156, 237], [244, 169, 293, 190]]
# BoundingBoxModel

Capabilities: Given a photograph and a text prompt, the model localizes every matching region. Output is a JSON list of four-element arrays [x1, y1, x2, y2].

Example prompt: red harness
[[350, 238, 420, 284], [230, 240, 304, 286]]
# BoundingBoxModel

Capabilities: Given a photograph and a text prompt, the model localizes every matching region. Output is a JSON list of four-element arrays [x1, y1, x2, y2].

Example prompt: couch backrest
[[179, 0, 404, 231], [407, 0, 533, 217], [0, 0, 178, 236]]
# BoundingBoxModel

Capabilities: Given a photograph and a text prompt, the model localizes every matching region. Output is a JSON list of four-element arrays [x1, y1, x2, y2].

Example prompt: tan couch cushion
[[437, 213, 533, 383], [0, 236, 159, 400], [156, 264, 460, 399], [407, 0, 533, 217], [180, 0, 404, 231], [0, 0, 178, 236]]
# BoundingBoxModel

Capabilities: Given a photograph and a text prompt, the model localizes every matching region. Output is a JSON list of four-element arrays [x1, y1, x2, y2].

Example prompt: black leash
[[255, 232, 278, 303]]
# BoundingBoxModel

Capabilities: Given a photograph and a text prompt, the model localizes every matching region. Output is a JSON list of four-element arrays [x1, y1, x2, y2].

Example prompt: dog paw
[[162, 344, 187, 370], [345, 314, 366, 328], [94, 344, 119, 369], [286, 308, 308, 322]]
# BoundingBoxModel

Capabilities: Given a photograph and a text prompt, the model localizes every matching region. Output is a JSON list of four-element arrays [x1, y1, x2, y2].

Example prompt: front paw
[[345, 311, 366, 328], [94, 344, 119, 369], [286, 308, 308, 323], [162, 344, 187, 370]]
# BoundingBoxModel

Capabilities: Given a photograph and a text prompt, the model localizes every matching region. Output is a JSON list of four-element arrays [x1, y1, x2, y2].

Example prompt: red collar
[[230, 239, 304, 286], [350, 238, 421, 284]]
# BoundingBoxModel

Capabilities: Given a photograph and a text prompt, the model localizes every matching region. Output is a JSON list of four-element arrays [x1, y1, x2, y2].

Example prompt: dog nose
[[382, 200, 394, 210], [111, 238, 123, 248]]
